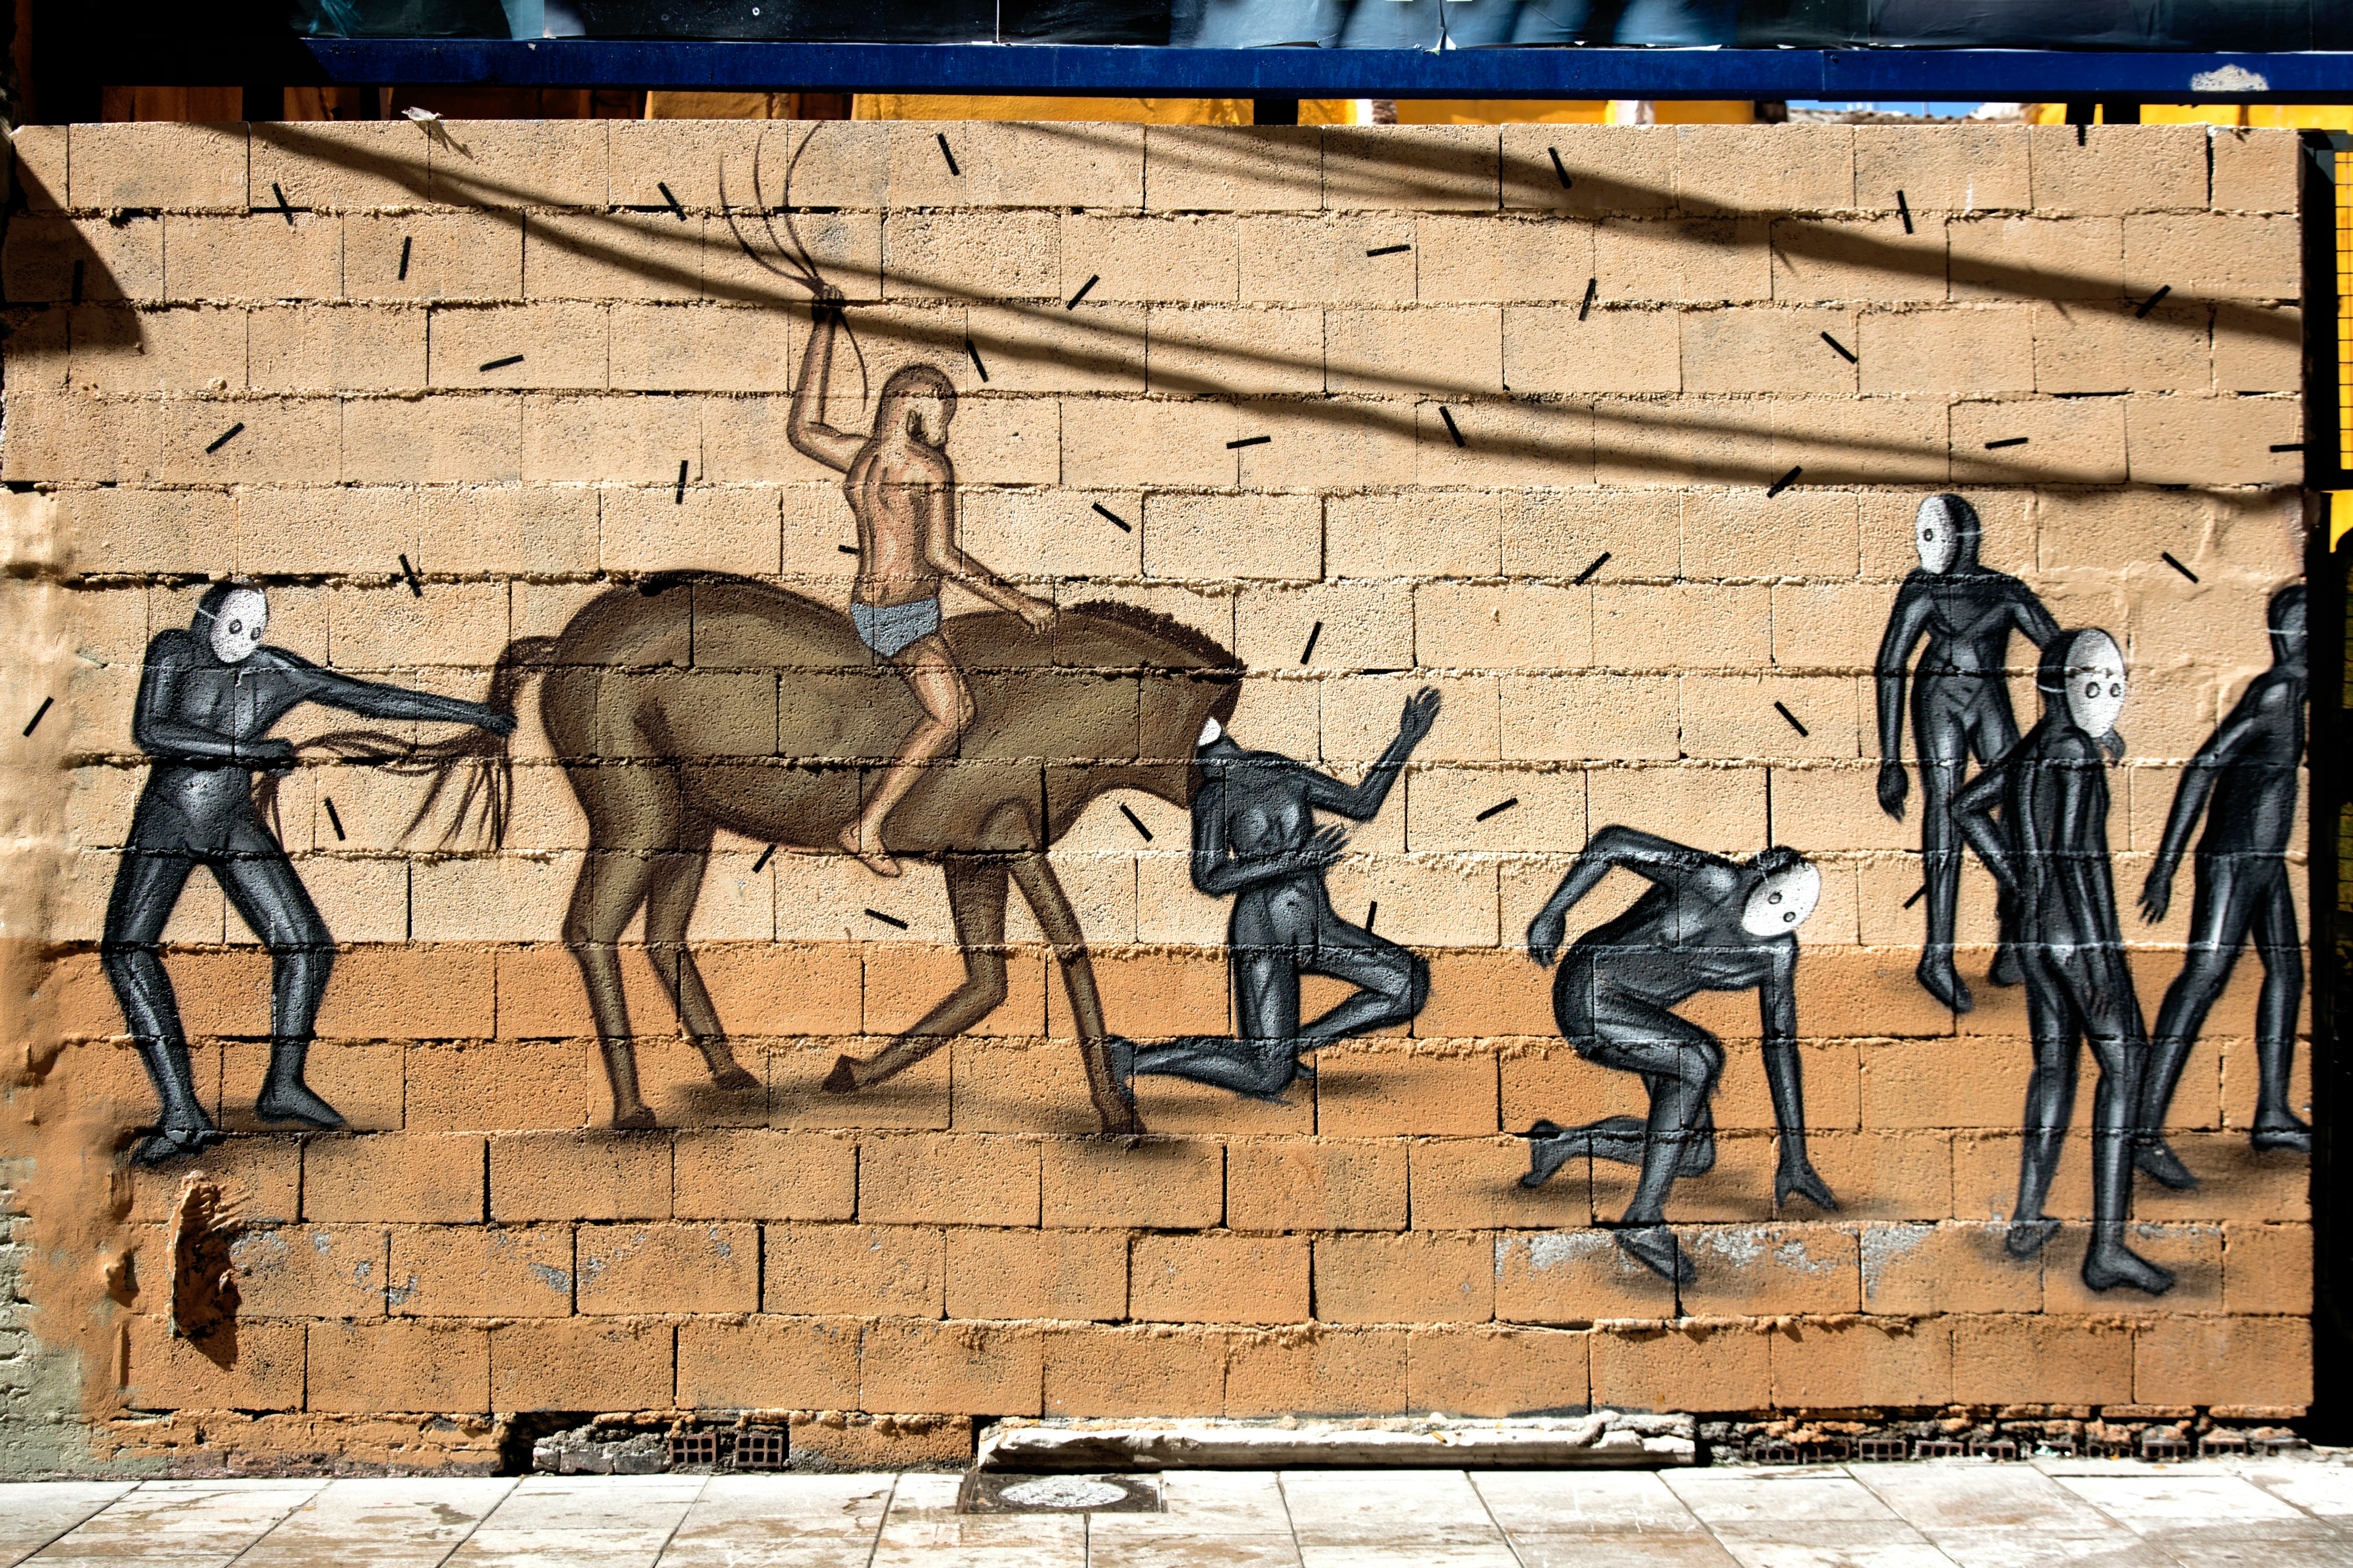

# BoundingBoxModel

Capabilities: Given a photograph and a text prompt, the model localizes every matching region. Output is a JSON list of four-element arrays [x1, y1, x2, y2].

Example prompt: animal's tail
[[254, 636, 560, 852]]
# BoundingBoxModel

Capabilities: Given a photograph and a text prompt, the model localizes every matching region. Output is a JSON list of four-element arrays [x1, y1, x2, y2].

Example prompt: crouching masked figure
[[1520, 829, 1838, 1286], [1126, 690, 1440, 1102], [103, 583, 516, 1165], [1957, 628, 2172, 1295]]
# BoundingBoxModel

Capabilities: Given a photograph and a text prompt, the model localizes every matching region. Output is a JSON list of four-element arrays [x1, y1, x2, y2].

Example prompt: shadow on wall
[[3, 118, 2298, 495]]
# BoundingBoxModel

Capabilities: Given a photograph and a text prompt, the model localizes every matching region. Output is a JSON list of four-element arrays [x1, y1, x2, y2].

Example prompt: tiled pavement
[[7, 1461, 2353, 1567]]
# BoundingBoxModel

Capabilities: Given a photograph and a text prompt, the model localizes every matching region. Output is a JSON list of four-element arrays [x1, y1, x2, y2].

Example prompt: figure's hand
[[1398, 686, 1442, 747], [1295, 823, 1350, 871], [1876, 759, 1909, 821], [1018, 596, 1058, 635], [481, 709, 519, 738], [1527, 907, 1566, 970], [1775, 1155, 1839, 1213]]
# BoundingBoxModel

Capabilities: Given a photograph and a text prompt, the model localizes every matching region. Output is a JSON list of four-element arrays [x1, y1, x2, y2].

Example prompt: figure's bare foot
[[257, 1076, 347, 1130], [2252, 1115, 2313, 1155], [1615, 1225, 1694, 1286], [2083, 1242, 2174, 1296], [839, 822, 901, 877], [1916, 954, 1973, 1013], [822, 1056, 862, 1095], [130, 1125, 224, 1167], [2005, 1217, 2060, 1259], [2134, 1138, 2199, 1190]]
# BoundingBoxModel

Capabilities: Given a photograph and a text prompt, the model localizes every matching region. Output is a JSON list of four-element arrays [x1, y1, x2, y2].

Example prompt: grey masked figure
[[2134, 584, 2311, 1185], [1876, 494, 2062, 1012], [102, 583, 516, 1165], [1520, 830, 1838, 1286], [1957, 628, 2171, 1295], [1127, 691, 1440, 1102]]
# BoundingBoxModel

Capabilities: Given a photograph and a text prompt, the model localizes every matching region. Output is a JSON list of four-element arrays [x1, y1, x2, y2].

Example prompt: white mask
[[1915, 496, 1961, 575], [2063, 629, 2127, 739], [207, 588, 268, 665], [1741, 859, 1821, 937], [1198, 716, 1223, 747]]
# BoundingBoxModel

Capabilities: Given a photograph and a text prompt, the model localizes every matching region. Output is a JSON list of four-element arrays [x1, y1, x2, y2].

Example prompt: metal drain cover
[[958, 1471, 1163, 1513]]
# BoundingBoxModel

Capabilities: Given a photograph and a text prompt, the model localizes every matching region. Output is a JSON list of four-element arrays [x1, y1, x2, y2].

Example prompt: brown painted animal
[[427, 575, 1240, 1135]]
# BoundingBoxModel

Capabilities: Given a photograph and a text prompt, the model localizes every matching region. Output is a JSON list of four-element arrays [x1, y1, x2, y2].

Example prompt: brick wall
[[0, 116, 2315, 1469]]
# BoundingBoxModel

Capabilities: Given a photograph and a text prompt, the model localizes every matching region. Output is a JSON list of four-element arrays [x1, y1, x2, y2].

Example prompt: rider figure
[[786, 286, 1057, 877], [1875, 494, 2061, 1012], [2135, 584, 2311, 1183], [103, 583, 515, 1165], [1520, 830, 1837, 1287], [1129, 691, 1441, 1101]]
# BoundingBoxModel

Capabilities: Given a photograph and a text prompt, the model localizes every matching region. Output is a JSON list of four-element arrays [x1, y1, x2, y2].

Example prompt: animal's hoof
[[711, 1066, 760, 1092], [612, 1107, 659, 1131], [821, 1056, 861, 1095]]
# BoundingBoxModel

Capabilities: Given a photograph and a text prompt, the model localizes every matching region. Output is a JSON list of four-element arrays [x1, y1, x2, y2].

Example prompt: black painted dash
[[966, 338, 989, 384], [1903, 883, 1927, 910], [1573, 551, 1610, 586], [204, 423, 244, 455], [864, 907, 911, 930], [657, 180, 686, 219], [1765, 465, 1802, 499], [1820, 331, 1857, 364], [674, 459, 689, 504], [1092, 502, 1132, 533], [751, 844, 776, 873], [479, 354, 525, 372], [2270, 442, 2304, 453], [397, 235, 412, 281], [2161, 551, 2200, 583], [837, 544, 859, 555], [398, 553, 424, 596], [1773, 701, 1810, 738], [323, 797, 347, 842], [270, 183, 296, 225], [1066, 274, 1100, 310], [1119, 803, 1155, 842], [1578, 276, 1597, 322], [1894, 189, 1913, 235], [1227, 435, 1271, 450], [1475, 796, 1520, 823], [2134, 283, 2172, 319], [1547, 145, 1572, 189], [1438, 405, 1465, 448], [22, 696, 52, 738], [1366, 243, 1411, 257], [1364, 901, 1378, 933], [1983, 436, 2029, 450], [935, 133, 960, 177], [1299, 620, 1323, 665]]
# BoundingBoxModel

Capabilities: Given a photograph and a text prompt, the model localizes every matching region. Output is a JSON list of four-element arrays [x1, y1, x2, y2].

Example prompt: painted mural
[[4, 117, 2319, 1458]]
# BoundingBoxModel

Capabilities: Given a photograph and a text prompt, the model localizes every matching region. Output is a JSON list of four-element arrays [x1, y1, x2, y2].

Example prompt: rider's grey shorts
[[852, 596, 942, 659]]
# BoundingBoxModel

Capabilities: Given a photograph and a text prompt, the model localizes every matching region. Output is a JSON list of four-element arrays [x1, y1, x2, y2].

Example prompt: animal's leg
[[824, 857, 1011, 1091], [1009, 848, 1143, 1137], [564, 848, 664, 1130], [642, 818, 756, 1092]]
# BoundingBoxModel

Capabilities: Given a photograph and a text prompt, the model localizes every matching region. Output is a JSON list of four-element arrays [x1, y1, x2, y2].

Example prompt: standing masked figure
[[1127, 691, 1440, 1102], [2135, 584, 2311, 1185], [1875, 495, 2061, 1012], [1957, 629, 2171, 1295], [1520, 829, 1838, 1286], [103, 584, 516, 1165]]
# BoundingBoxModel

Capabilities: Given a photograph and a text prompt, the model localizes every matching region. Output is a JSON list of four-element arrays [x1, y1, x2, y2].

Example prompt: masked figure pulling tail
[[1958, 628, 2172, 1295], [1520, 830, 1837, 1287], [1127, 690, 1441, 1101], [102, 584, 515, 1165]]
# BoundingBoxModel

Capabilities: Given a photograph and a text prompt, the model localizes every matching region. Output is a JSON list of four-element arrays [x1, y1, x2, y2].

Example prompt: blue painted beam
[[299, 40, 2353, 100]]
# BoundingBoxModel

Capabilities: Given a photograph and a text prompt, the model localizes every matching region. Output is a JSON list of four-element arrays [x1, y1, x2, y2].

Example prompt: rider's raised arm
[[785, 301, 863, 474], [1873, 580, 1934, 769], [131, 633, 246, 763], [274, 650, 507, 730]]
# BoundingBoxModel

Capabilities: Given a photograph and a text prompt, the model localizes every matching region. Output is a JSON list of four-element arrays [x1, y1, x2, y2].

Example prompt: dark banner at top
[[292, 0, 2353, 50]]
